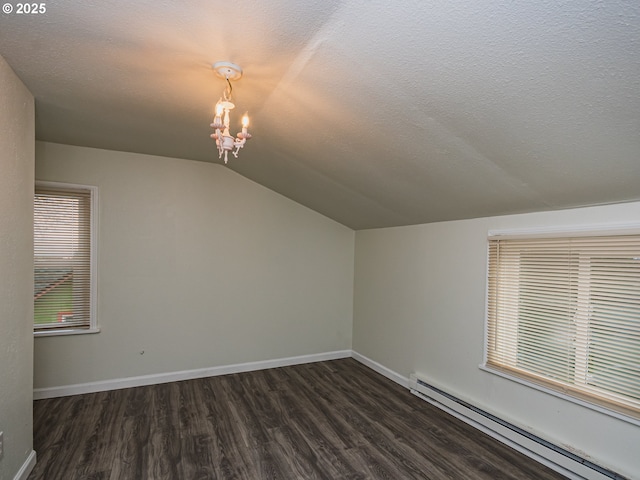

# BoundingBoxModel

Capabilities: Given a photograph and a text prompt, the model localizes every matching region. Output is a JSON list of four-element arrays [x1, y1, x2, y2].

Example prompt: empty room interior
[[1, 1, 639, 479]]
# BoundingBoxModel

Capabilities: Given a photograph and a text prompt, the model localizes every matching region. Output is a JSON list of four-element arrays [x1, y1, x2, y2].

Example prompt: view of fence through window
[[34, 186, 92, 330]]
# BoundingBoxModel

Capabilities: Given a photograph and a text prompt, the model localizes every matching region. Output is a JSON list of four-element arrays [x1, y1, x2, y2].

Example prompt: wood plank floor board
[[281, 401, 369, 479], [298, 363, 471, 479], [176, 382, 219, 480], [196, 378, 252, 480], [240, 370, 352, 479], [342, 403, 461, 480], [342, 444, 416, 480], [292, 382, 366, 450], [74, 393, 120, 478], [270, 426, 328, 479], [29, 359, 569, 480], [285, 366, 377, 450], [109, 408, 151, 479], [178, 433, 214, 480]]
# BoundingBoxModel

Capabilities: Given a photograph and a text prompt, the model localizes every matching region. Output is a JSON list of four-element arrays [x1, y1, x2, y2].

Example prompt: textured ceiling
[[1, 0, 639, 229]]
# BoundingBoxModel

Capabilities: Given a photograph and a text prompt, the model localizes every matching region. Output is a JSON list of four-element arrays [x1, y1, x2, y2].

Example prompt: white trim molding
[[34, 327, 100, 338], [13, 450, 36, 480], [351, 351, 409, 388], [487, 222, 640, 240], [33, 350, 352, 400]]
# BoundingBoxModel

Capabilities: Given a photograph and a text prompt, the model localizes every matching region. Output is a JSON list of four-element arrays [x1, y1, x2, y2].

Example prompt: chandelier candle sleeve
[[239, 114, 251, 139], [212, 103, 224, 128]]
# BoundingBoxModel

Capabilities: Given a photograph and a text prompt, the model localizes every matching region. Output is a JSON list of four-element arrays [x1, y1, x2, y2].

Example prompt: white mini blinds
[[34, 184, 95, 332], [486, 231, 640, 419]]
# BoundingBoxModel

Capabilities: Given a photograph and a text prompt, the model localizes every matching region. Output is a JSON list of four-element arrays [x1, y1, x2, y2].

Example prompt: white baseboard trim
[[351, 350, 409, 388], [13, 450, 36, 480], [33, 350, 352, 400]]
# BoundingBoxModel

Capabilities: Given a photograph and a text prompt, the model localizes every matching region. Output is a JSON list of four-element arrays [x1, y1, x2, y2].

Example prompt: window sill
[[34, 327, 100, 338], [479, 363, 640, 427]]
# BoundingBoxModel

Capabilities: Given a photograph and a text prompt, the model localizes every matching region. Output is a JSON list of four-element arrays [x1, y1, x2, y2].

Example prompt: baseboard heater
[[408, 374, 627, 480]]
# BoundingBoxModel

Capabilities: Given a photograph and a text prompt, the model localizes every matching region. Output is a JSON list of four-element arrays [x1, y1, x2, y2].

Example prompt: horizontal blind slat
[[486, 233, 640, 420], [34, 185, 93, 332]]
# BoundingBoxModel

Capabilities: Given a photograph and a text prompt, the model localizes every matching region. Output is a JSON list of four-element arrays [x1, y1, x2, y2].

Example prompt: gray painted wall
[[34, 142, 355, 389], [0, 55, 35, 479], [353, 202, 640, 478]]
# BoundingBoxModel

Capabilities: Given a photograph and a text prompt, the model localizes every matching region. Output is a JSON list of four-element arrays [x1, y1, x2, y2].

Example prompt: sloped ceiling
[[1, 0, 639, 229]]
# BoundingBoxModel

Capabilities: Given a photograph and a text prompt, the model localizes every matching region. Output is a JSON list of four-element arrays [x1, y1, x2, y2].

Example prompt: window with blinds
[[34, 183, 96, 333], [485, 232, 640, 420]]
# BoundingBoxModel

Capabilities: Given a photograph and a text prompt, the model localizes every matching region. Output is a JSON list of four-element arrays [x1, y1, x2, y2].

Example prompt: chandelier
[[210, 61, 251, 164]]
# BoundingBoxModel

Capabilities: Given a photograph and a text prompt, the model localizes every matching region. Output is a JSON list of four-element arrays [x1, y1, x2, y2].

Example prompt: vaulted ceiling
[[1, 1, 639, 229]]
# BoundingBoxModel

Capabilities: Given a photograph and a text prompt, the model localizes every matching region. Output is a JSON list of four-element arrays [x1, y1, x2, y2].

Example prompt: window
[[485, 230, 640, 420], [34, 182, 98, 335]]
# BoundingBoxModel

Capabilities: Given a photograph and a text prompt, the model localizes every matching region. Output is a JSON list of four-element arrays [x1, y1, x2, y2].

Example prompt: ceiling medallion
[[210, 61, 252, 164]]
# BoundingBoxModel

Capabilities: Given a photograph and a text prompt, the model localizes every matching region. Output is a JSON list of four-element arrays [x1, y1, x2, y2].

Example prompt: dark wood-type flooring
[[29, 358, 568, 479]]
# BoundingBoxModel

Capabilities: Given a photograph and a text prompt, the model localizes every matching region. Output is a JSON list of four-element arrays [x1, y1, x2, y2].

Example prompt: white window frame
[[34, 181, 99, 337], [481, 223, 640, 427]]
